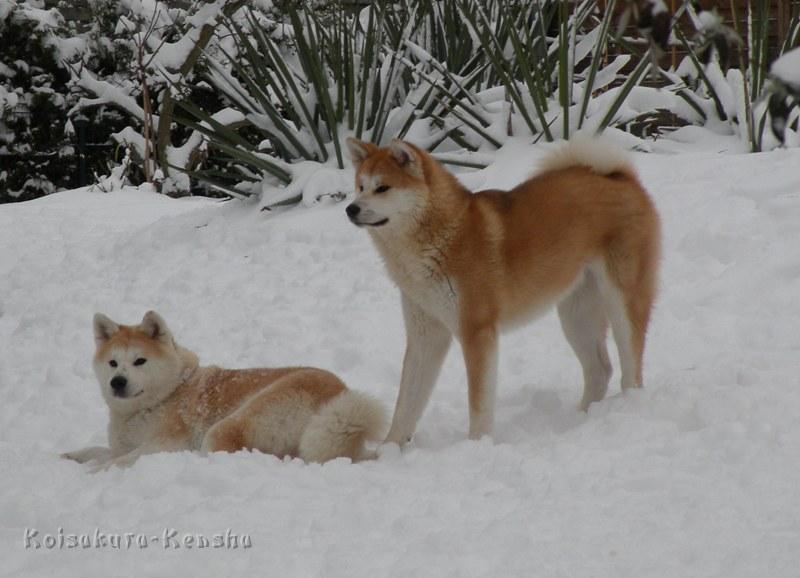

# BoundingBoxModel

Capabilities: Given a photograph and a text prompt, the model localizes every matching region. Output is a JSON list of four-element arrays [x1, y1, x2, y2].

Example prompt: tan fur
[[63, 311, 385, 469], [346, 137, 660, 442]]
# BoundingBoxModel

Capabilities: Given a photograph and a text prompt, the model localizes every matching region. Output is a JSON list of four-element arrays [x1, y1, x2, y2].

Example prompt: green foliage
[[5, 0, 799, 204], [176, 2, 413, 200], [0, 3, 71, 201], [0, 0, 140, 202], [678, 2, 800, 151], [180, 0, 678, 201]]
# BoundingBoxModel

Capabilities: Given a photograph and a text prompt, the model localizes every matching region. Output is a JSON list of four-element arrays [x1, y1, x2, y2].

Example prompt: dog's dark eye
[[133, 358, 147, 366], [375, 185, 390, 193], [109, 360, 117, 368], [359, 185, 364, 192]]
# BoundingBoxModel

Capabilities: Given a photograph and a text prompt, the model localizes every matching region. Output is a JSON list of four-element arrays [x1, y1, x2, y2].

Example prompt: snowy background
[[2, 134, 800, 576]]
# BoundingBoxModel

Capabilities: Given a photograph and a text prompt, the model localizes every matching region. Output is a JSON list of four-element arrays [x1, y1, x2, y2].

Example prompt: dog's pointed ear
[[389, 139, 423, 178], [93, 313, 119, 347], [140, 311, 172, 343], [346, 137, 377, 168]]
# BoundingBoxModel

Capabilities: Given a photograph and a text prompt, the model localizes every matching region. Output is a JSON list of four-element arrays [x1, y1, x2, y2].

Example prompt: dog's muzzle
[[110, 375, 127, 395], [346, 203, 388, 227], [109, 375, 142, 398]]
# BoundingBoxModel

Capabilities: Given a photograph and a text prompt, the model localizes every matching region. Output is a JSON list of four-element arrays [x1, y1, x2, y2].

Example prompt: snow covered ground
[[2, 139, 800, 576]]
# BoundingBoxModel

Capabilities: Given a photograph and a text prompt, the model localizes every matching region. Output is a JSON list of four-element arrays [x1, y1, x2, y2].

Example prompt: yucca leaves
[[457, 1, 550, 140], [577, 0, 616, 129], [595, 50, 653, 133], [677, 1, 799, 151], [174, 2, 412, 196], [674, 25, 728, 121], [174, 98, 292, 184], [172, 0, 792, 202], [493, 0, 554, 141]]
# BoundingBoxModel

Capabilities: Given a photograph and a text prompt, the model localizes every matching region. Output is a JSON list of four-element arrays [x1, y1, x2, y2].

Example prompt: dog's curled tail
[[298, 390, 386, 463], [537, 134, 638, 180]]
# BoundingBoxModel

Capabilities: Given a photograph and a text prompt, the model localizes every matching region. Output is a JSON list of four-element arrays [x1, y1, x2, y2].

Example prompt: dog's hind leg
[[201, 416, 248, 454], [201, 384, 310, 457], [595, 234, 658, 391], [202, 369, 346, 458], [558, 269, 613, 411], [461, 322, 498, 440], [201, 392, 316, 458]]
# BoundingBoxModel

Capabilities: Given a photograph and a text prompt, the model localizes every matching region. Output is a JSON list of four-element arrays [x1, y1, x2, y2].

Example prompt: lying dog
[[63, 311, 385, 469], [345, 136, 660, 443]]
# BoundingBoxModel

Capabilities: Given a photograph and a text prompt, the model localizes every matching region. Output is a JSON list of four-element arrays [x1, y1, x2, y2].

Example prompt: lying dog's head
[[344, 138, 431, 232], [92, 311, 197, 415]]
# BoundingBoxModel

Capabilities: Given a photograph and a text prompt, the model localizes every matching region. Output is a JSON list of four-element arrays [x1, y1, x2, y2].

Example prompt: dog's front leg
[[61, 446, 113, 464], [461, 322, 498, 440], [89, 447, 145, 472], [384, 295, 452, 445], [89, 439, 187, 472]]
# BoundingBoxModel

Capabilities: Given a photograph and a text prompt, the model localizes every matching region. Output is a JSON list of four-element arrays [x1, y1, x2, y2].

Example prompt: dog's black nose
[[110, 376, 127, 391], [346, 203, 361, 218]]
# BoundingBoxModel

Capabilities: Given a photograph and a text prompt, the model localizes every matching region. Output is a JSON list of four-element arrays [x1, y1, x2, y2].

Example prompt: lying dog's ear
[[93, 313, 119, 347], [140, 311, 172, 343], [346, 137, 377, 168], [389, 139, 424, 179]]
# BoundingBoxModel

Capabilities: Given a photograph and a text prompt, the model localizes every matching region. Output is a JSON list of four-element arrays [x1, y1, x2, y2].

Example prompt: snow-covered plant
[[68, 0, 247, 195], [176, 0, 706, 205], [0, 0, 163, 201], [763, 10, 800, 146], [675, 2, 800, 150], [404, 0, 692, 146], [0, 0, 75, 201], [767, 45, 800, 146], [395, 0, 484, 82], [176, 3, 412, 203], [162, 0, 797, 207]]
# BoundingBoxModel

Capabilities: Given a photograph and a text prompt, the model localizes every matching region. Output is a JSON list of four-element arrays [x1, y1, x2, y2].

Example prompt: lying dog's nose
[[110, 376, 127, 391], [346, 203, 361, 218]]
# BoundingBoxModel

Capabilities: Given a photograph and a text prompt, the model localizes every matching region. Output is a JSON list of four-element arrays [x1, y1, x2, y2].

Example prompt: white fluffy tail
[[537, 134, 637, 179], [298, 390, 386, 463]]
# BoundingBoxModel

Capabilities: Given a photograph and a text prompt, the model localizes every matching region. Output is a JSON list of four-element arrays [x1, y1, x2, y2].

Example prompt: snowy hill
[[2, 141, 800, 576]]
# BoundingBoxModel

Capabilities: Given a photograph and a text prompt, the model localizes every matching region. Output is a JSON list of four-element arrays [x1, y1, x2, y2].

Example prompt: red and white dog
[[346, 137, 660, 443]]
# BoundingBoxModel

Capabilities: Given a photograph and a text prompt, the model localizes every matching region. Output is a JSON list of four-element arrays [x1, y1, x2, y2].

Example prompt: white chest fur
[[108, 407, 164, 453], [374, 237, 460, 333]]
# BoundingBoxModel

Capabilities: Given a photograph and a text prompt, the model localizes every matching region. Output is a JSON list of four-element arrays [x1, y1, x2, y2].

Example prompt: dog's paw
[[376, 442, 402, 461], [88, 450, 142, 472], [355, 448, 379, 462], [61, 446, 111, 464]]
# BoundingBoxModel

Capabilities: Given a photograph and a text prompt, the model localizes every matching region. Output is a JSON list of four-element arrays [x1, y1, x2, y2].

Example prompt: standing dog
[[63, 311, 385, 468], [345, 136, 660, 443]]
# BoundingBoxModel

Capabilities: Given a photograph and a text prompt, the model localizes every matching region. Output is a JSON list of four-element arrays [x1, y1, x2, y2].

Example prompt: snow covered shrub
[[400, 0, 704, 147], [0, 0, 74, 202], [675, 2, 800, 150], [768, 45, 800, 146], [0, 0, 160, 202], [176, 3, 412, 205], [68, 0, 248, 195], [178, 0, 694, 207], [765, 12, 800, 147], [170, 0, 794, 208]]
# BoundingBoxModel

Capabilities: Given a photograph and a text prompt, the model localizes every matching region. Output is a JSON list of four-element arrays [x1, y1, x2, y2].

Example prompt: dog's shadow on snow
[[408, 384, 593, 452], [494, 385, 590, 444]]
